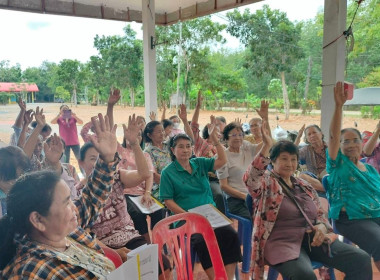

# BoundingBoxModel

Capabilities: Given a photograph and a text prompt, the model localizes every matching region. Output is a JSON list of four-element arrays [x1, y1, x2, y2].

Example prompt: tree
[[227, 5, 304, 119], [0, 60, 22, 82], [55, 59, 86, 105], [155, 16, 226, 105]]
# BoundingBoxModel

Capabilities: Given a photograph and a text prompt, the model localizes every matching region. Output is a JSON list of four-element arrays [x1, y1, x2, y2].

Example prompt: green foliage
[[268, 79, 282, 100], [361, 106, 372, 118], [373, 106, 380, 119], [0, 60, 22, 82], [55, 86, 71, 102]]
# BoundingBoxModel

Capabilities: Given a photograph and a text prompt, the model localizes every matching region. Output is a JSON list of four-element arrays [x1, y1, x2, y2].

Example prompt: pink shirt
[[57, 117, 80, 146], [117, 144, 155, 196]]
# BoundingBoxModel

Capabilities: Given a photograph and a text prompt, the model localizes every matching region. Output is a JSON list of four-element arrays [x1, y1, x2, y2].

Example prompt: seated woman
[[327, 81, 380, 271], [217, 101, 268, 220], [0, 114, 120, 279], [362, 121, 380, 173], [243, 120, 372, 280], [298, 124, 327, 195], [159, 125, 242, 280]]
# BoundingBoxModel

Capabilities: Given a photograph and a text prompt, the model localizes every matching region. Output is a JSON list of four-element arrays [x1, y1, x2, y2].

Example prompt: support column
[[320, 0, 347, 138], [142, 0, 158, 120]]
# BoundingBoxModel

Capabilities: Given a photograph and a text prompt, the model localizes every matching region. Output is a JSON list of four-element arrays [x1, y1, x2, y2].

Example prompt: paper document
[[129, 195, 164, 214], [188, 204, 232, 228], [107, 244, 158, 280]]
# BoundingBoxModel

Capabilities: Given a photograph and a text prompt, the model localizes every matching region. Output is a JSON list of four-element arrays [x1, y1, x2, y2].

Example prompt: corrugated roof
[[0, 0, 261, 25], [0, 83, 39, 92]]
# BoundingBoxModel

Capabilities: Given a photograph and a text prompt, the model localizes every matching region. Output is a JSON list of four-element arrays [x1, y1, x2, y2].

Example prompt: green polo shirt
[[159, 157, 216, 211]]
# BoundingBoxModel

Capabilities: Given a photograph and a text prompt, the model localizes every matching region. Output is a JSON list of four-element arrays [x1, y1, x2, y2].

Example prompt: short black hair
[[143, 121, 161, 143], [0, 146, 31, 182], [223, 122, 243, 141], [80, 142, 95, 161], [341, 128, 362, 140], [162, 119, 174, 129], [168, 133, 193, 161], [202, 125, 210, 139], [270, 140, 299, 162]]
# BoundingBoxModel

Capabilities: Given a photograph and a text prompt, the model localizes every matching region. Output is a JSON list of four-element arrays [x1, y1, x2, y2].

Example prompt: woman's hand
[[122, 114, 140, 146], [256, 100, 269, 120], [311, 224, 328, 247], [34, 106, 46, 128], [208, 115, 219, 145], [141, 192, 154, 207], [178, 104, 187, 122], [108, 88, 121, 106], [89, 113, 117, 163], [115, 247, 130, 262], [334, 81, 348, 108], [196, 90, 203, 109], [149, 111, 156, 121], [44, 133, 64, 164], [261, 120, 272, 146], [23, 109, 34, 128]]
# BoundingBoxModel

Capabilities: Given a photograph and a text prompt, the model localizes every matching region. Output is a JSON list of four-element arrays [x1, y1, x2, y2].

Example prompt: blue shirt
[[159, 157, 215, 211], [326, 149, 380, 220]]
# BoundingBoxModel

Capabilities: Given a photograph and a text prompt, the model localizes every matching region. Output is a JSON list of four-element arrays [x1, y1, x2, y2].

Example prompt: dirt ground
[[0, 103, 377, 170]]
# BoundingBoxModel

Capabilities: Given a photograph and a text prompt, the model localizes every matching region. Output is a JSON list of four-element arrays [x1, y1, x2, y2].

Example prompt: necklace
[[34, 237, 71, 252]]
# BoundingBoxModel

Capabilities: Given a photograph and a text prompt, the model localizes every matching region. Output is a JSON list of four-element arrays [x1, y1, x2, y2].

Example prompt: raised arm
[[71, 111, 83, 125], [17, 109, 33, 149], [43, 133, 64, 173], [14, 97, 26, 129], [328, 81, 347, 160], [106, 88, 121, 128], [363, 121, 380, 156], [209, 115, 227, 170], [161, 102, 167, 122], [256, 100, 272, 138], [119, 114, 151, 188], [178, 104, 194, 141], [23, 107, 46, 158], [192, 90, 202, 125], [294, 124, 306, 146], [243, 120, 272, 198]]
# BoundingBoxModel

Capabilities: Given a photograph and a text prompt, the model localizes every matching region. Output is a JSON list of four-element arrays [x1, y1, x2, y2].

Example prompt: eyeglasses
[[228, 133, 244, 138], [341, 139, 362, 145]]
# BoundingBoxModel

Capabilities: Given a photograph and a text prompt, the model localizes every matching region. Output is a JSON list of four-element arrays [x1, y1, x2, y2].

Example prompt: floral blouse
[[243, 154, 332, 280]]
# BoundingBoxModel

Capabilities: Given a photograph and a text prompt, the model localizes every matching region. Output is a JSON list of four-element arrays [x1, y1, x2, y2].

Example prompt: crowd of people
[[0, 82, 379, 280]]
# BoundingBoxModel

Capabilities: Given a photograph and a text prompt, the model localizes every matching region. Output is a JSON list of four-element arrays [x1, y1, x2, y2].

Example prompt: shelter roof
[[0, 83, 39, 92], [0, 0, 261, 25], [345, 87, 380, 106]]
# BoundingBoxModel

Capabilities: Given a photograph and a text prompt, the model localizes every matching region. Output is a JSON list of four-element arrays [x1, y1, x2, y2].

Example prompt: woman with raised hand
[[243, 119, 372, 280], [327, 81, 380, 271], [159, 118, 241, 280], [0, 113, 120, 279]]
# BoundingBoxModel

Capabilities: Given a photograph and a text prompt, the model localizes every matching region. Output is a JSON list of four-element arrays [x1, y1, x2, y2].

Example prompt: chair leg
[[267, 267, 280, 280], [235, 265, 240, 280], [241, 222, 252, 273]]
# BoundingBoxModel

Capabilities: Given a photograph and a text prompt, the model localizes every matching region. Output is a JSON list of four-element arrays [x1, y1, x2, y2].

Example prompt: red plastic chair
[[152, 212, 228, 280], [103, 246, 123, 268]]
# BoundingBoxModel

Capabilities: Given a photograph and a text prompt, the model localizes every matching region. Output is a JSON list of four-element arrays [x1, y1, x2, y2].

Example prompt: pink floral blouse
[[243, 154, 332, 280]]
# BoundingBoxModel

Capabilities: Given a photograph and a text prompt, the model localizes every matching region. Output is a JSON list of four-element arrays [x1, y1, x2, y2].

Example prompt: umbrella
[[344, 87, 380, 106]]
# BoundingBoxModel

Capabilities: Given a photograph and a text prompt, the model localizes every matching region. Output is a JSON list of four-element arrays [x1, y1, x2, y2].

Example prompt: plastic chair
[[103, 246, 123, 268], [223, 195, 252, 278], [152, 212, 228, 280]]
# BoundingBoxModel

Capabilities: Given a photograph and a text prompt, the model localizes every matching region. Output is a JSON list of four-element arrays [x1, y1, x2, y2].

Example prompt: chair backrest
[[103, 246, 123, 268], [152, 212, 228, 280]]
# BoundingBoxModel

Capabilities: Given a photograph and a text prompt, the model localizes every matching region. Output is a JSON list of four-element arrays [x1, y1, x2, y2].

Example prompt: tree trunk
[[72, 84, 77, 107], [130, 87, 135, 108], [280, 71, 290, 120], [212, 91, 221, 111]]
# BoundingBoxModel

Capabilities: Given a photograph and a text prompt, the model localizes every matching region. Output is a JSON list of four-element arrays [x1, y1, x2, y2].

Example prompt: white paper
[[129, 195, 163, 214], [188, 204, 232, 228], [107, 244, 158, 280]]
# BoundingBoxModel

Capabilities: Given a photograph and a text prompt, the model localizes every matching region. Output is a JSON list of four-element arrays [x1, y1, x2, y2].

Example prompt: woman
[[51, 105, 83, 163], [143, 121, 172, 200], [217, 101, 268, 220], [244, 117, 263, 144], [243, 120, 372, 280], [327, 81, 380, 271], [0, 114, 120, 279], [362, 121, 380, 173], [298, 124, 327, 194], [159, 127, 241, 280]]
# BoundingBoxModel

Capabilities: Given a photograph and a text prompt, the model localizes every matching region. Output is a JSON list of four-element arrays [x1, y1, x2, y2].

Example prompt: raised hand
[[234, 118, 242, 126], [44, 133, 64, 164], [334, 81, 347, 107], [149, 111, 156, 121], [196, 90, 203, 109], [23, 109, 34, 127], [89, 113, 117, 163], [17, 97, 26, 111], [178, 104, 187, 122], [34, 106, 46, 127], [208, 115, 219, 144], [261, 120, 272, 147], [108, 88, 121, 106], [298, 124, 306, 138], [122, 114, 140, 146], [256, 100, 270, 120]]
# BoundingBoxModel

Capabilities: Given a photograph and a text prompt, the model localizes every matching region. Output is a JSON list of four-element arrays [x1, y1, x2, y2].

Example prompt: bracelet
[[145, 190, 151, 194]]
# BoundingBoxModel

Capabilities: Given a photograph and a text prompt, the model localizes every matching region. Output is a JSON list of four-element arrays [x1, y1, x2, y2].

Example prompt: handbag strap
[[270, 171, 314, 229]]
